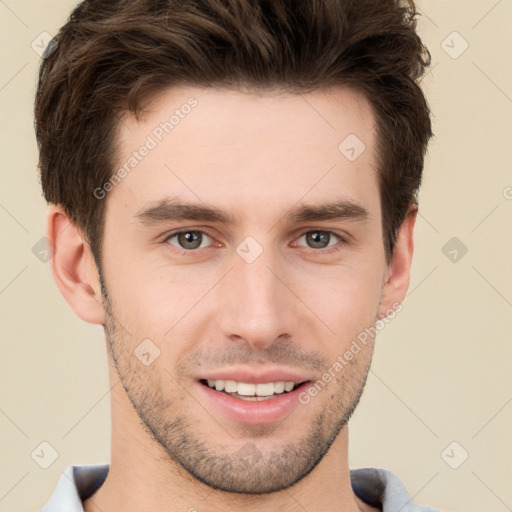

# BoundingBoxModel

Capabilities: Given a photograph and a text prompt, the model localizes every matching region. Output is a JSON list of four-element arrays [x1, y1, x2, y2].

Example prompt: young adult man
[[35, 0, 439, 510]]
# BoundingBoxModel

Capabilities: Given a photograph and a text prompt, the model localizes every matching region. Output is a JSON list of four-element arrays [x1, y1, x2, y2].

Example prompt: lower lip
[[196, 381, 309, 425]]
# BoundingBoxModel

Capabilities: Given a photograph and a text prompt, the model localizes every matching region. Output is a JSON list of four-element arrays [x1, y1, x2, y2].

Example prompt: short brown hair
[[34, 0, 433, 267]]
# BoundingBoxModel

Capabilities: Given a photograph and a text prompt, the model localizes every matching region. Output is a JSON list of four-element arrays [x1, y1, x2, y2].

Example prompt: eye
[[162, 228, 347, 256], [294, 230, 345, 252], [164, 230, 213, 251]]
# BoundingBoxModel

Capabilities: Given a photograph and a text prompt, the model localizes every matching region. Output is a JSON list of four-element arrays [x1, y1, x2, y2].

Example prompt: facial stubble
[[98, 270, 374, 494]]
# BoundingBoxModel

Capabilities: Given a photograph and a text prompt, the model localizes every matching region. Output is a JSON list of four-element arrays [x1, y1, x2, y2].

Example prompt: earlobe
[[378, 205, 418, 318], [46, 205, 105, 324]]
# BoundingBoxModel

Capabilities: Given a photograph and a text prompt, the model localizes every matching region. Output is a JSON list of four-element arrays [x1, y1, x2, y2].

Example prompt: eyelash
[[162, 229, 348, 256]]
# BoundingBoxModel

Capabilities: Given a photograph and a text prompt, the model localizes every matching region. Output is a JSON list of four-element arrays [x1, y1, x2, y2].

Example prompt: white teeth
[[284, 382, 294, 392], [224, 380, 238, 393], [237, 382, 256, 395], [205, 379, 300, 397], [256, 382, 274, 396], [273, 381, 285, 393]]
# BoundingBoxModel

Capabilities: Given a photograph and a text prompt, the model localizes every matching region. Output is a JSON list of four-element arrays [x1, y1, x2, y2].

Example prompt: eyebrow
[[134, 197, 369, 227]]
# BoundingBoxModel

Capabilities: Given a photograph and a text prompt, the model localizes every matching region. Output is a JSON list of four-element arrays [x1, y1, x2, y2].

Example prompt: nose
[[218, 248, 298, 351]]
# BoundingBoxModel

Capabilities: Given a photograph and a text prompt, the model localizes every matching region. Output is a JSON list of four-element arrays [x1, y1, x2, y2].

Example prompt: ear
[[46, 205, 105, 324], [378, 205, 418, 318]]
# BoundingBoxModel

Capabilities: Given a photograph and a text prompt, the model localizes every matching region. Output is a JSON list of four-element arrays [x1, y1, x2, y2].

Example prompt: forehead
[[108, 85, 379, 223]]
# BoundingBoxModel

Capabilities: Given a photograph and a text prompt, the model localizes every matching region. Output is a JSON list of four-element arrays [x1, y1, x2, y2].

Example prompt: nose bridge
[[218, 244, 296, 348]]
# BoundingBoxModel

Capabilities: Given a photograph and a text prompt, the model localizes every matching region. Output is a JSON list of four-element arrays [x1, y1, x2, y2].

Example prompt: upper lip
[[197, 367, 313, 384]]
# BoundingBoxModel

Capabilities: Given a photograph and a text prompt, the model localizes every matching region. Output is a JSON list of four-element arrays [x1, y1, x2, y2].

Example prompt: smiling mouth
[[199, 379, 307, 401]]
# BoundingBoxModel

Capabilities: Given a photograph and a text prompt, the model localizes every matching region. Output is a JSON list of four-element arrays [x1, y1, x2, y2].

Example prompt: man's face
[[100, 86, 389, 493]]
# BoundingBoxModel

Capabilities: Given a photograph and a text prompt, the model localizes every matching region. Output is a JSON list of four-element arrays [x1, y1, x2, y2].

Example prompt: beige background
[[1, 1, 511, 511]]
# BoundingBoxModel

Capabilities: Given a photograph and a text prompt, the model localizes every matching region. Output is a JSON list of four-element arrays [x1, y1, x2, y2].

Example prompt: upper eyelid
[[164, 229, 214, 245]]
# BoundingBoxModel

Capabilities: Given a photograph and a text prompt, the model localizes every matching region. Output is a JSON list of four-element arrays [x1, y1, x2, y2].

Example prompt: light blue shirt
[[40, 463, 442, 511]]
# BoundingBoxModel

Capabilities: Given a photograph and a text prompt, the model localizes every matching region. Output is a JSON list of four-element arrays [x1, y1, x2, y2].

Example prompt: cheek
[[101, 260, 165, 339], [296, 264, 383, 335], [106, 267, 215, 345]]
